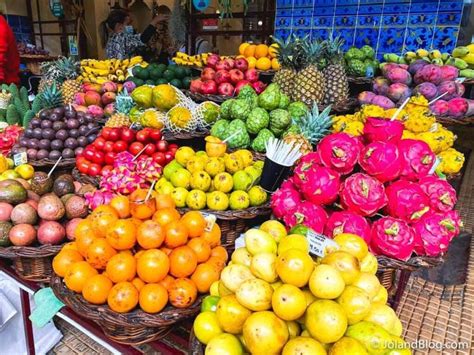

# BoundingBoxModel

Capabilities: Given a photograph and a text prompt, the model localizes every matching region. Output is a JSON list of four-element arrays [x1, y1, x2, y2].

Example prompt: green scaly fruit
[[246, 107, 270, 134], [19, 87, 29, 109], [31, 95, 43, 114], [210, 120, 230, 140], [14, 96, 27, 118], [278, 94, 290, 109], [226, 119, 250, 149], [251, 128, 274, 152], [230, 99, 251, 121], [269, 108, 291, 136], [257, 83, 281, 110], [219, 99, 235, 120], [8, 83, 19, 98], [23, 110, 35, 128], [6, 104, 20, 125]]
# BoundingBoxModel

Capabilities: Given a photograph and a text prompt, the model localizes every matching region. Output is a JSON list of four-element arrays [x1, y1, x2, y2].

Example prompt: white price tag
[[235, 234, 246, 249], [201, 212, 217, 232], [307, 230, 339, 257], [456, 77, 466, 83], [13, 152, 27, 166], [429, 157, 441, 175]]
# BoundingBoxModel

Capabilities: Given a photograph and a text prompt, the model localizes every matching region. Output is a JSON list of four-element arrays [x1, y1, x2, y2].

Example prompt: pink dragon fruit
[[271, 180, 302, 219], [408, 59, 429, 75], [298, 152, 320, 166], [412, 212, 459, 256], [324, 211, 371, 243], [293, 162, 341, 205], [437, 81, 463, 101], [370, 216, 415, 261], [364, 117, 404, 144], [340, 173, 388, 216], [359, 141, 402, 182], [387, 83, 411, 102], [358, 91, 376, 105], [317, 133, 360, 174], [413, 82, 438, 100], [430, 100, 449, 116], [372, 77, 390, 96], [419, 176, 457, 212], [446, 210, 462, 241], [371, 95, 396, 109], [385, 67, 412, 85], [385, 180, 430, 223], [398, 139, 436, 180], [282, 201, 328, 234], [439, 65, 459, 82], [415, 64, 442, 85], [447, 97, 468, 118]]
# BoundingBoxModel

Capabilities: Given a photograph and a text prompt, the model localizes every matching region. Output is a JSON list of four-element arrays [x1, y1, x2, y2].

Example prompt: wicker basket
[[0, 244, 62, 282], [183, 90, 230, 103], [163, 129, 209, 141], [178, 204, 272, 252], [348, 76, 373, 85], [72, 167, 101, 187], [321, 98, 359, 114], [435, 115, 474, 126], [50, 273, 203, 345], [29, 158, 77, 170], [189, 328, 204, 355]]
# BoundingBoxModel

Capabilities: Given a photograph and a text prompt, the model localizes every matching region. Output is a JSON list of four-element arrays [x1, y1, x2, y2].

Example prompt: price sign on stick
[[201, 212, 217, 232], [307, 230, 339, 257], [13, 152, 27, 166]]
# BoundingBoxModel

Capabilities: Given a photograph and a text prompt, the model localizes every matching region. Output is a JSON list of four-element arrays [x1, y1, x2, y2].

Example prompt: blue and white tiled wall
[[5, 14, 32, 43], [275, 0, 465, 58]]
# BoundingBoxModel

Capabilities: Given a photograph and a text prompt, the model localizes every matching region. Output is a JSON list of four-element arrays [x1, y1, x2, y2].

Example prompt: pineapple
[[291, 40, 326, 106], [283, 104, 333, 155], [322, 36, 349, 105], [40, 83, 63, 109], [105, 113, 131, 127], [39, 57, 80, 104], [106, 90, 132, 127], [62, 79, 81, 104], [271, 34, 303, 97]]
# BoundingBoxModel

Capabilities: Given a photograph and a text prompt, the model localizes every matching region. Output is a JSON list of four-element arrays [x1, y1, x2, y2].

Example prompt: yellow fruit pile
[[0, 154, 34, 180], [157, 145, 267, 211], [78, 56, 144, 84], [172, 52, 211, 67], [193, 224, 411, 354], [333, 95, 465, 175], [237, 43, 280, 71]]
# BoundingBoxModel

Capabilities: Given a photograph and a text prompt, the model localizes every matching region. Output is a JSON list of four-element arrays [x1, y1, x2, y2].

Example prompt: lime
[[157, 63, 167, 72], [132, 66, 142, 77], [137, 67, 149, 80], [163, 69, 175, 81], [182, 76, 192, 89], [150, 68, 162, 80], [170, 78, 182, 88]]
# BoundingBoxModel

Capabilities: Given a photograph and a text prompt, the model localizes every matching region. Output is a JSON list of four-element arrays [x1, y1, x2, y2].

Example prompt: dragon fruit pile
[[271, 124, 462, 261], [358, 62, 474, 118], [0, 124, 23, 156]]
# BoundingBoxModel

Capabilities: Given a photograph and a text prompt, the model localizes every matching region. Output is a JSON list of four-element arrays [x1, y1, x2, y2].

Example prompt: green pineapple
[[39, 57, 80, 101], [291, 39, 326, 106], [283, 104, 332, 155], [106, 90, 133, 127], [271, 34, 303, 97], [323, 36, 349, 105], [40, 83, 63, 109]]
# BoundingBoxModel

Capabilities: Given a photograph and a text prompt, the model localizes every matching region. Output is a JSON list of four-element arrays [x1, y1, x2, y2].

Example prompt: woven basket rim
[[0, 244, 62, 258], [178, 203, 271, 220], [163, 129, 209, 141], [436, 115, 474, 126], [182, 90, 230, 103], [376, 254, 445, 272], [51, 273, 203, 326], [29, 158, 77, 168], [72, 167, 101, 187]]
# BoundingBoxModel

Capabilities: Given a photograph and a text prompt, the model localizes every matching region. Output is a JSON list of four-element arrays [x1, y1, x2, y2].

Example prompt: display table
[[0, 259, 191, 355]]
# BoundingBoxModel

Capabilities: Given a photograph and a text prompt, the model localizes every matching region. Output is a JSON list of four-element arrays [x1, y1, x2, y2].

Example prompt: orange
[[62, 242, 79, 251], [246, 56, 257, 69], [159, 274, 175, 290], [191, 263, 220, 293], [107, 281, 139, 313], [131, 277, 145, 291], [134, 250, 146, 259], [76, 230, 98, 257], [206, 256, 226, 271], [211, 246, 228, 262], [168, 278, 198, 308], [105, 219, 137, 250], [86, 238, 117, 270], [136, 249, 170, 283], [239, 43, 250, 55], [64, 261, 98, 293], [164, 221, 189, 248], [201, 223, 221, 248], [106, 253, 137, 283], [160, 247, 173, 256], [181, 211, 206, 238], [244, 44, 256, 58], [119, 250, 133, 256], [155, 194, 176, 210], [129, 217, 143, 227], [271, 58, 280, 70], [74, 219, 94, 240], [93, 205, 119, 217], [109, 195, 131, 219], [268, 43, 279, 58], [187, 237, 211, 263], [256, 57, 272, 70], [82, 274, 113, 305], [53, 249, 84, 277], [139, 283, 168, 313], [130, 188, 156, 219], [255, 44, 269, 58], [153, 208, 181, 227], [137, 220, 164, 249], [169, 246, 198, 278], [90, 211, 119, 238]]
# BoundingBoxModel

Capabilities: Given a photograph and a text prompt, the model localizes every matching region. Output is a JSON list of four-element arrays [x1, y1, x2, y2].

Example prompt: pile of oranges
[[52, 189, 227, 314], [237, 43, 280, 71]]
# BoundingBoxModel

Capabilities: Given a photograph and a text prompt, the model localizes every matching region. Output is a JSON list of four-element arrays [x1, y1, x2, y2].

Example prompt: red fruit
[[224, 58, 235, 69], [152, 152, 166, 165], [88, 163, 102, 176], [235, 58, 249, 71], [104, 151, 115, 165], [201, 68, 216, 81], [103, 141, 115, 153], [83, 147, 95, 161], [251, 81, 267, 94], [144, 143, 156, 155], [101, 127, 112, 140], [92, 150, 105, 165], [93, 137, 106, 150], [129, 142, 145, 155], [206, 54, 220, 69], [113, 140, 128, 153], [136, 130, 149, 143], [215, 70, 231, 84], [218, 82, 235, 96], [108, 128, 121, 141], [169, 147, 178, 156], [200, 80, 218, 95], [168, 143, 179, 150], [164, 151, 174, 163], [190, 79, 203, 93], [149, 129, 162, 141], [216, 60, 231, 71], [156, 140, 169, 152], [101, 165, 113, 175], [234, 80, 251, 94], [77, 160, 90, 174], [229, 69, 245, 84], [245, 68, 259, 82], [120, 128, 135, 142]]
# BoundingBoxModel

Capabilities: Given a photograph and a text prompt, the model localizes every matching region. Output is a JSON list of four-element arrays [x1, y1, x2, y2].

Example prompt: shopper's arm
[[141, 14, 169, 43]]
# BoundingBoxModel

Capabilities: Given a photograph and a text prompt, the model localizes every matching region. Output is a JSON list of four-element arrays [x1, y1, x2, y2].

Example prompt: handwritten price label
[[13, 152, 27, 166], [201, 212, 217, 232], [456, 77, 466, 83], [307, 230, 339, 257]]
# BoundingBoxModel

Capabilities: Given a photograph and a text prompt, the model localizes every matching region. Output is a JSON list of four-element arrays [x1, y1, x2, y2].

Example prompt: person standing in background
[[141, 5, 174, 64], [0, 11, 20, 85]]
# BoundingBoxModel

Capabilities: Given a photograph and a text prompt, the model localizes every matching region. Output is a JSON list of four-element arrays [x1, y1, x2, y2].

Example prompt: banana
[[441, 53, 450, 62], [460, 69, 474, 78], [416, 48, 429, 58], [82, 66, 94, 75], [90, 60, 110, 70], [117, 75, 125, 82], [431, 58, 443, 65], [429, 50, 441, 59], [454, 58, 468, 69], [445, 57, 456, 66], [95, 77, 109, 84], [92, 68, 111, 76], [108, 74, 118, 81], [461, 53, 474, 65], [453, 46, 469, 58], [404, 51, 416, 60], [466, 44, 474, 54]]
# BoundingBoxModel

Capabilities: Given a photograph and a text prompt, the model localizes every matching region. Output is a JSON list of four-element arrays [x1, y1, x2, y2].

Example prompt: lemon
[[193, 311, 223, 344], [175, 146, 195, 166], [305, 300, 347, 344]]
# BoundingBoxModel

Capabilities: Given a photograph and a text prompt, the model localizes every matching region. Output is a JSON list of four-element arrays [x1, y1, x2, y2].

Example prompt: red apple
[[252, 80, 267, 94], [201, 80, 218, 95], [206, 54, 220, 69], [235, 58, 249, 71], [218, 82, 235, 96], [190, 78, 203, 93], [229, 69, 245, 84], [224, 58, 235, 69], [234, 80, 251, 94], [216, 60, 231, 71], [201, 67, 216, 81], [245, 68, 259, 83], [215, 70, 232, 85]]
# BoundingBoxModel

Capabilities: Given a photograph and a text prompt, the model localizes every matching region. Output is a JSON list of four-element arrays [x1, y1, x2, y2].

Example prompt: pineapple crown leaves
[[40, 82, 64, 109], [40, 56, 79, 82], [293, 103, 333, 144], [271, 33, 306, 70], [323, 35, 345, 66], [300, 39, 325, 69]]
